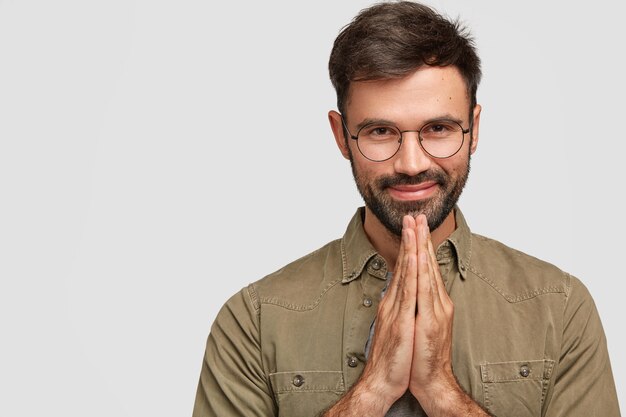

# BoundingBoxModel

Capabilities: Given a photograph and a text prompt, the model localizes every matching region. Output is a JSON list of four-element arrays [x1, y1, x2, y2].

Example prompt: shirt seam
[[245, 284, 275, 407], [467, 264, 566, 303], [247, 284, 261, 312], [341, 238, 348, 280], [257, 277, 343, 311], [269, 370, 343, 375], [564, 272, 572, 300]]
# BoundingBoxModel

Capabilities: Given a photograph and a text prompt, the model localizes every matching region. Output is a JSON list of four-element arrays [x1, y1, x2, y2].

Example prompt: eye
[[421, 121, 460, 138], [426, 123, 452, 133], [361, 125, 398, 139], [432, 124, 447, 132]]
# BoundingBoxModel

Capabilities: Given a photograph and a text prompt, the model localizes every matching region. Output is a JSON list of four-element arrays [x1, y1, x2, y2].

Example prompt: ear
[[328, 110, 351, 160], [469, 104, 482, 155]]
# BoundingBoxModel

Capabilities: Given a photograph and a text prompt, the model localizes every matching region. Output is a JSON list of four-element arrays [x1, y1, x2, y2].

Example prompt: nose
[[392, 131, 433, 176]]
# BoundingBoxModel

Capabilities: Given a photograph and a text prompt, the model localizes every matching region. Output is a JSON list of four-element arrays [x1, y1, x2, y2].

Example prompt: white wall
[[0, 1, 623, 415]]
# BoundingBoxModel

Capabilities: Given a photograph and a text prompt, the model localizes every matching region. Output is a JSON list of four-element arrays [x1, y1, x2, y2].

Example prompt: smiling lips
[[387, 181, 438, 201]]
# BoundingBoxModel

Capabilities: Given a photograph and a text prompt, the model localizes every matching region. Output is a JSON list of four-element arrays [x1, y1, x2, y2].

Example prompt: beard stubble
[[349, 152, 471, 237]]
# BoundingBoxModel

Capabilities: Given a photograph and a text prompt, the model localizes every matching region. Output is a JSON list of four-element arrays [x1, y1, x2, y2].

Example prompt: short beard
[[349, 149, 471, 238]]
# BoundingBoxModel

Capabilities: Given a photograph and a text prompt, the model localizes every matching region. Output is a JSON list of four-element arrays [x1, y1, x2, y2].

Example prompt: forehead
[[346, 66, 469, 124]]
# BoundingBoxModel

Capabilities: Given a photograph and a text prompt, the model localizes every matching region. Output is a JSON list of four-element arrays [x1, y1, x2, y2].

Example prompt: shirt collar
[[444, 207, 472, 280], [340, 206, 473, 283], [340, 208, 385, 283]]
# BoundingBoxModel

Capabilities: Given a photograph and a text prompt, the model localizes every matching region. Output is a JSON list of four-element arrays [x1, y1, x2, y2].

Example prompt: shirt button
[[363, 298, 373, 307], [348, 356, 359, 368], [292, 374, 305, 387], [371, 259, 381, 270], [460, 263, 466, 272], [519, 365, 531, 378]]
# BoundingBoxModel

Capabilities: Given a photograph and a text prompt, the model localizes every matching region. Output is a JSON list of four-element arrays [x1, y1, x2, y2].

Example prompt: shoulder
[[467, 233, 572, 302], [245, 238, 345, 311]]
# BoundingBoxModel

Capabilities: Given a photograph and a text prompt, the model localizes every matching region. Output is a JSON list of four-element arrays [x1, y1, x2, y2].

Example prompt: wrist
[[323, 380, 393, 417], [410, 373, 488, 417], [350, 362, 407, 411], [357, 377, 400, 413], [409, 372, 459, 412], [412, 369, 455, 394]]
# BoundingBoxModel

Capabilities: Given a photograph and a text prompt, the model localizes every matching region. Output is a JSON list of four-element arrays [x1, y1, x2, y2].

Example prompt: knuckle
[[398, 302, 413, 313], [401, 286, 412, 299]]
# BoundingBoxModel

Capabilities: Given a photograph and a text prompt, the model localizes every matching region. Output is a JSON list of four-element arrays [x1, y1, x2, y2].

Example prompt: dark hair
[[329, 1, 481, 120]]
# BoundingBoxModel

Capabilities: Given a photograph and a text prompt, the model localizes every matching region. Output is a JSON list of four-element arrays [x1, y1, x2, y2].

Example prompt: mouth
[[387, 181, 438, 201]]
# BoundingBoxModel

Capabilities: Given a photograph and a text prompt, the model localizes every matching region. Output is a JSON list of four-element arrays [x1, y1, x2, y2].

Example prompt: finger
[[383, 236, 405, 304], [416, 214, 429, 256], [397, 227, 418, 313], [385, 216, 412, 302], [415, 216, 434, 316], [426, 233, 448, 305], [394, 218, 417, 310], [417, 246, 433, 318], [405, 214, 417, 234], [419, 219, 440, 310], [418, 219, 439, 301], [414, 214, 427, 259], [425, 231, 446, 316], [423, 223, 454, 322]]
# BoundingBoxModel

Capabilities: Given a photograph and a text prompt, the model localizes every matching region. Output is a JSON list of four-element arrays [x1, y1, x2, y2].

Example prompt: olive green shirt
[[193, 208, 620, 417]]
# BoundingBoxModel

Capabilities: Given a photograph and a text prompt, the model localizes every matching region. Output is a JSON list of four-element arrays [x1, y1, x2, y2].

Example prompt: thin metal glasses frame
[[341, 115, 470, 162]]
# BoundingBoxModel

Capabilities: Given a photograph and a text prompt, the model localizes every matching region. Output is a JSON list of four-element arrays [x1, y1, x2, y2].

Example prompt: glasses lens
[[356, 124, 401, 161], [419, 121, 464, 158]]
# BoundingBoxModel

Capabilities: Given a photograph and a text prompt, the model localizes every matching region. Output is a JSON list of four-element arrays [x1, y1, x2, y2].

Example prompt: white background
[[1, 0, 623, 415]]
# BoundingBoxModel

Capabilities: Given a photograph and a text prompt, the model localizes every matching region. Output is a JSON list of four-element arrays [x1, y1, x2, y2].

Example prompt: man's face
[[331, 66, 481, 237]]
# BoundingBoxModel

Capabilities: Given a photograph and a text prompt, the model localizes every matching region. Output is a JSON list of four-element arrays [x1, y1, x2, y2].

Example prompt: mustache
[[376, 170, 447, 189]]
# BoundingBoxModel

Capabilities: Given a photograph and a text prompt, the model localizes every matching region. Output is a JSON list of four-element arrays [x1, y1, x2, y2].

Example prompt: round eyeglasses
[[342, 117, 470, 161]]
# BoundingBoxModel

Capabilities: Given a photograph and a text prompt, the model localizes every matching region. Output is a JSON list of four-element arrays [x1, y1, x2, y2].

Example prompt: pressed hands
[[324, 215, 491, 417]]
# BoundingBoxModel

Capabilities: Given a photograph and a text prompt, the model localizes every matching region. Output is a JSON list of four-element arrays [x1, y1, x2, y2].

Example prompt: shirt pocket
[[269, 370, 345, 417], [480, 359, 555, 417]]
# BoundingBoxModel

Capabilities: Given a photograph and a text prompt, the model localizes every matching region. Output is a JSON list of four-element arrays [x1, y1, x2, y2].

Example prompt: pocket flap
[[269, 370, 345, 394], [480, 359, 555, 383]]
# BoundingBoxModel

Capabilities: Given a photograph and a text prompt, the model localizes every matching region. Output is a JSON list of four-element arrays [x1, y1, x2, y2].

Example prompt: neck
[[363, 207, 456, 272]]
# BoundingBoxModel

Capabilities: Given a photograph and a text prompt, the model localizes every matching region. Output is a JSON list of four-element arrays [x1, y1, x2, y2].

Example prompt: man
[[193, 2, 620, 416]]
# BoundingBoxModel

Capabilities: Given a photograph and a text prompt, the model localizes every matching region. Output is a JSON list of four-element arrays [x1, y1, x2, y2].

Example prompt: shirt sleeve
[[193, 285, 277, 417], [543, 274, 621, 417]]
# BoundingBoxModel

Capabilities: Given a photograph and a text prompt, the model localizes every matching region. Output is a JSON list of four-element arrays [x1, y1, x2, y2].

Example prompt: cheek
[[354, 160, 393, 183], [439, 150, 470, 174]]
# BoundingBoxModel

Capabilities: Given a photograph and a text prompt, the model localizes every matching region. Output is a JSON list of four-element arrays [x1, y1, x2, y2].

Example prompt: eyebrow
[[354, 114, 466, 131]]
